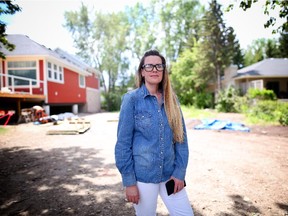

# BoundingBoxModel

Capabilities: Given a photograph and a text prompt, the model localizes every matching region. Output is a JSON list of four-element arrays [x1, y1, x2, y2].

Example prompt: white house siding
[[85, 87, 101, 113]]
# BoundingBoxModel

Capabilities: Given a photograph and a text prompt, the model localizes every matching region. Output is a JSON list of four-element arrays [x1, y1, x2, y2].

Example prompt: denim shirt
[[115, 84, 189, 187]]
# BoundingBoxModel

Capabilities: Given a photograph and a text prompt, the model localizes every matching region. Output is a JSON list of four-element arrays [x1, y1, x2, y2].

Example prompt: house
[[223, 58, 288, 99], [0, 34, 101, 123]]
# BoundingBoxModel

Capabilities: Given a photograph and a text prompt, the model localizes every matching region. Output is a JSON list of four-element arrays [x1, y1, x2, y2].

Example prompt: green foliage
[[246, 100, 288, 125], [157, 0, 202, 62], [243, 38, 286, 67], [247, 88, 277, 100], [215, 87, 241, 112], [238, 89, 288, 125], [227, 0, 288, 34], [101, 92, 122, 112], [181, 105, 216, 119], [199, 0, 238, 93], [171, 49, 197, 105], [170, 48, 214, 109], [266, 39, 281, 58], [244, 39, 265, 66], [0, 1, 21, 59], [64, 5, 130, 94], [0, 127, 9, 134], [278, 102, 288, 126], [192, 91, 213, 109], [279, 32, 288, 58], [233, 95, 249, 113]]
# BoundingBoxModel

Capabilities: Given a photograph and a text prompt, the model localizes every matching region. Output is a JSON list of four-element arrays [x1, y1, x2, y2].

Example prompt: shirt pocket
[[135, 111, 152, 135]]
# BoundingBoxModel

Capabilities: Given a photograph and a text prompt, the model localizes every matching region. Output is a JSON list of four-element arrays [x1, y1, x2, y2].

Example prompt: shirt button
[[160, 166, 162, 168], [158, 110, 160, 113]]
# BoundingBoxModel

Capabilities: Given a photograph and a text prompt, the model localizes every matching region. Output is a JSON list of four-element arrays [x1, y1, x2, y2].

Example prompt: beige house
[[223, 58, 288, 99]]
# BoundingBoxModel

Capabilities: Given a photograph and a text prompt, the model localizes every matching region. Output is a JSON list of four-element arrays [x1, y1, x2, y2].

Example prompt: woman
[[115, 49, 194, 215]]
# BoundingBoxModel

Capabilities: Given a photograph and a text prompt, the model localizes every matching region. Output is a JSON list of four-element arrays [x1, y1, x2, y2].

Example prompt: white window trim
[[47, 61, 64, 84], [79, 74, 86, 88], [6, 60, 40, 88]]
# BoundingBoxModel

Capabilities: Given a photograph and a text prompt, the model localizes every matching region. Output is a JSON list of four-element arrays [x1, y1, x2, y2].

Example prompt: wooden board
[[46, 118, 91, 135]]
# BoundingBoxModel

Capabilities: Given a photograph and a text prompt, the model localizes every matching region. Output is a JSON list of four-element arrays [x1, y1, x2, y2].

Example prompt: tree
[[171, 49, 197, 105], [226, 26, 245, 69], [171, 44, 213, 108], [243, 37, 285, 66], [157, 0, 203, 63], [244, 39, 266, 66], [198, 0, 235, 95], [64, 4, 131, 111], [125, 2, 158, 60], [0, 0, 21, 59], [227, 0, 288, 34], [265, 38, 280, 58], [278, 32, 288, 58]]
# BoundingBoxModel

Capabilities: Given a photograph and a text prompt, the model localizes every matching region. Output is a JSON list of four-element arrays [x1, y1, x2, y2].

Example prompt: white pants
[[134, 181, 194, 216]]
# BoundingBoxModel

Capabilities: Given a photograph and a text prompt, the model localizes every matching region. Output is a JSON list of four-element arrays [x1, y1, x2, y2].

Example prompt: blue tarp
[[194, 119, 250, 132]]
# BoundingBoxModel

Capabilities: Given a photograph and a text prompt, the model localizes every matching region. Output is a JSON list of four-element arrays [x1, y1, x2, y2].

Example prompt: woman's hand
[[171, 177, 185, 194], [126, 185, 140, 204]]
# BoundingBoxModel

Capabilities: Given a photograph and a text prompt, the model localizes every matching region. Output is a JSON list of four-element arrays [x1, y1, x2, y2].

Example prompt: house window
[[7, 61, 37, 86], [53, 64, 58, 80], [79, 75, 85, 88], [59, 66, 63, 81], [48, 62, 52, 78], [47, 61, 64, 83], [250, 80, 263, 90]]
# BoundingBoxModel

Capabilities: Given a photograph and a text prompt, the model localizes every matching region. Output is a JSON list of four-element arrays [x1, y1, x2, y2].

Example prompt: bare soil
[[0, 112, 287, 216]]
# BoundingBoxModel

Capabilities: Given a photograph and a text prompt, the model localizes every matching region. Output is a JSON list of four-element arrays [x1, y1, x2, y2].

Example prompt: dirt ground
[[0, 112, 287, 216]]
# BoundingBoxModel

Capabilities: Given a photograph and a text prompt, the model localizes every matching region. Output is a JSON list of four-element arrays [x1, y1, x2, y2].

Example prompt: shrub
[[101, 92, 122, 111], [192, 91, 213, 109], [246, 100, 288, 125], [247, 88, 277, 101], [233, 96, 249, 113], [278, 102, 288, 126], [216, 87, 241, 112], [247, 100, 278, 123]]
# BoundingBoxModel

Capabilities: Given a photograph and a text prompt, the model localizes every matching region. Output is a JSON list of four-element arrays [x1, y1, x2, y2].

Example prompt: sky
[[3, 0, 284, 55]]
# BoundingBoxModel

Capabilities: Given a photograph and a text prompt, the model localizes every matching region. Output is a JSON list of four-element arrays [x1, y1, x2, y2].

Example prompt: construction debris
[[46, 118, 91, 135]]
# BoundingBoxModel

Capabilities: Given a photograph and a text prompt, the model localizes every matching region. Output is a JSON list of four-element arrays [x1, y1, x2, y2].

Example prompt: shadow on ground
[[0, 146, 133, 216]]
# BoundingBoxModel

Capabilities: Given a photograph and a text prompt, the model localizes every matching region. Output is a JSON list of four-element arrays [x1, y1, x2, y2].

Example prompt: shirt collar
[[140, 84, 151, 98], [140, 84, 163, 100]]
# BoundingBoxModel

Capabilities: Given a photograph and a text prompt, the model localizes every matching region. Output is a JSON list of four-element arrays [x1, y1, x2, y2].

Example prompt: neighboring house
[[223, 58, 288, 99], [0, 34, 101, 119]]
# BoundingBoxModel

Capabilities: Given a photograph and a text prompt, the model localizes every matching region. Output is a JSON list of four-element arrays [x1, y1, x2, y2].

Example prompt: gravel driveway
[[0, 112, 287, 216]]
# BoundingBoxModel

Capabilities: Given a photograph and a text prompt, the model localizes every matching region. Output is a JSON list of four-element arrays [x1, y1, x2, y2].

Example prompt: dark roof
[[1, 34, 96, 75], [234, 58, 288, 79]]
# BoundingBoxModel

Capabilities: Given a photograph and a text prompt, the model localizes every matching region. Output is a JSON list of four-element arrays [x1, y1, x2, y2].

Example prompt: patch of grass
[[0, 127, 9, 135], [245, 115, 280, 126], [181, 105, 217, 119]]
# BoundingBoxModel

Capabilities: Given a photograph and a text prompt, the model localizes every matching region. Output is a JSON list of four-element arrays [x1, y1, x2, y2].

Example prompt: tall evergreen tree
[[226, 26, 244, 69], [198, 0, 235, 94], [278, 32, 288, 58], [266, 39, 280, 58]]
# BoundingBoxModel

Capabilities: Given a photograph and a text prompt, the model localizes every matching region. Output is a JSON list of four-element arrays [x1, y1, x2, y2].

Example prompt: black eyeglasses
[[142, 64, 165, 72]]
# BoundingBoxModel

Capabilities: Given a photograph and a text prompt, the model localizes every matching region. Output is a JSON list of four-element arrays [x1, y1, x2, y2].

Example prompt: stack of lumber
[[46, 118, 91, 135]]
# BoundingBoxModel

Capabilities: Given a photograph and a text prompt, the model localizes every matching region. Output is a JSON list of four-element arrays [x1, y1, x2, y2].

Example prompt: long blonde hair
[[136, 50, 184, 143]]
